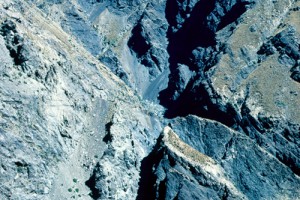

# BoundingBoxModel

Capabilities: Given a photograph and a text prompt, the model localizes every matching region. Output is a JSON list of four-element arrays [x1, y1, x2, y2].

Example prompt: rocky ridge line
[[0, 0, 299, 199]]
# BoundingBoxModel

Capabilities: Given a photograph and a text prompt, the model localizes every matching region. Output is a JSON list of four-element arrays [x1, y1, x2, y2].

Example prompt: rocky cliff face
[[0, 0, 299, 199]]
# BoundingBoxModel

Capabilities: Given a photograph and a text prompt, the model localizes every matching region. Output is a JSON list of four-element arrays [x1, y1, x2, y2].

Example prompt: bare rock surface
[[0, 0, 299, 200]]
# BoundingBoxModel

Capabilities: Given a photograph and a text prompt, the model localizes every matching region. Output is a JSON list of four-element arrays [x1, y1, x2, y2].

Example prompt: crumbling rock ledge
[[138, 118, 300, 200]]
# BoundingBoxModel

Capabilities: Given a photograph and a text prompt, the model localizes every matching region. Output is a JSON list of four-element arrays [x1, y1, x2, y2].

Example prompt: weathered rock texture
[[0, 0, 299, 199]]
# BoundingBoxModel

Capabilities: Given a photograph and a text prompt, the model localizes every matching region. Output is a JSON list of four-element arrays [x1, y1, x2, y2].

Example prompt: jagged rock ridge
[[0, 0, 299, 199]]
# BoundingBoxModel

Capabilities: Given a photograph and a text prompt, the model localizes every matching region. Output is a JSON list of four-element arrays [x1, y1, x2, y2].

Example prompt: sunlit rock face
[[0, 0, 299, 199]]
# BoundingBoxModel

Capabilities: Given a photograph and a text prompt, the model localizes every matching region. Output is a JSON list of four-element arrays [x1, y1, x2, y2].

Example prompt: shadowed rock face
[[0, 20, 28, 67], [138, 123, 300, 200], [0, 0, 300, 199]]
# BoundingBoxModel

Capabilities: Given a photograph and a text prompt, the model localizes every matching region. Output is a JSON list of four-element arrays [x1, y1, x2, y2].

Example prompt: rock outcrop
[[0, 0, 299, 199]]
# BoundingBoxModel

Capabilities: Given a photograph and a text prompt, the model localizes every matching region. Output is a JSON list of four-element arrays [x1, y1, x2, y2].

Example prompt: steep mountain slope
[[139, 124, 300, 199], [0, 1, 164, 199], [0, 0, 299, 200]]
